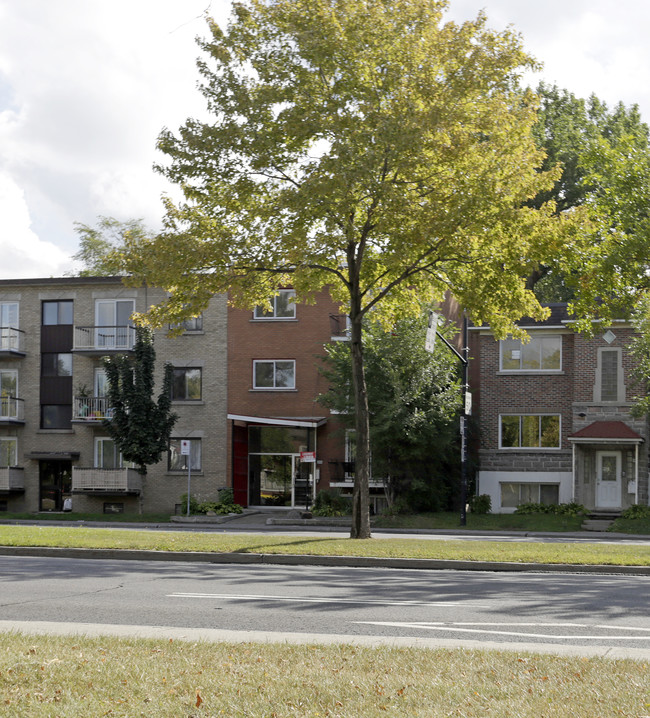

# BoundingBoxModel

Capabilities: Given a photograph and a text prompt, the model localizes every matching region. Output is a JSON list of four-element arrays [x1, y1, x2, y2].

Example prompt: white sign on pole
[[465, 391, 472, 416], [180, 440, 191, 455], [425, 311, 439, 353]]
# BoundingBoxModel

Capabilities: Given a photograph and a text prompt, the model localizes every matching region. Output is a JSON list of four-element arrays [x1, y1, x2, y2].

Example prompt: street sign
[[180, 440, 191, 455], [300, 451, 316, 463]]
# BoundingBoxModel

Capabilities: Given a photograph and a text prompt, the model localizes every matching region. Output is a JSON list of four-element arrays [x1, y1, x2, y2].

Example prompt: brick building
[[470, 304, 649, 513], [0, 276, 228, 514], [226, 288, 387, 511]]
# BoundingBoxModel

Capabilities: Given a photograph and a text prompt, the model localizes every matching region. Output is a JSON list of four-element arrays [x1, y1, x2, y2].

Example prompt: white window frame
[[499, 414, 561, 450], [94, 437, 123, 469], [499, 334, 562, 372], [500, 482, 560, 508], [253, 359, 296, 389], [0, 302, 18, 328], [0, 437, 17, 467], [253, 290, 296, 320], [0, 369, 17, 398]]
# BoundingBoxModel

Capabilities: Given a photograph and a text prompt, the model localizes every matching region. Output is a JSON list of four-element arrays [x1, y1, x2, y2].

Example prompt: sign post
[[181, 440, 192, 517]]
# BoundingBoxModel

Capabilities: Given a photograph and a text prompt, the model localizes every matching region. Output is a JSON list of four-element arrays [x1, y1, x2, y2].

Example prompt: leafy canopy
[[118, 0, 575, 339]]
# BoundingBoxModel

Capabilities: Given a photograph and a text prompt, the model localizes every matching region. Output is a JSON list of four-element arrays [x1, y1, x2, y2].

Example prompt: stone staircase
[[581, 511, 620, 532]]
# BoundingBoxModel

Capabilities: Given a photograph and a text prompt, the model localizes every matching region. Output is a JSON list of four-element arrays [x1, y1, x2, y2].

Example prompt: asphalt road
[[1, 555, 649, 659]]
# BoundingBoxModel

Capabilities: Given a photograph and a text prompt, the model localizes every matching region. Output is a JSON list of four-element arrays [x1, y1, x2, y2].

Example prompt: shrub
[[621, 504, 650, 519], [380, 497, 411, 518], [312, 490, 351, 517], [180, 493, 244, 515], [468, 494, 491, 514]]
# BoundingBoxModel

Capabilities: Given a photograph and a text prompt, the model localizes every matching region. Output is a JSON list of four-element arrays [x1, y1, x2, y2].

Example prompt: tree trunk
[[349, 306, 371, 539]]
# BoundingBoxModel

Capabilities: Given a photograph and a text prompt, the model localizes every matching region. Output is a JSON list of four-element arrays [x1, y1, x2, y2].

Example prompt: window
[[95, 438, 122, 469], [500, 335, 561, 371], [596, 348, 623, 402], [42, 300, 73, 325], [95, 299, 135, 349], [41, 405, 72, 429], [172, 314, 203, 332], [0, 370, 17, 398], [168, 438, 201, 471], [253, 360, 295, 389], [0, 302, 18, 328], [95, 368, 109, 397], [41, 353, 73, 377], [500, 415, 560, 449], [501, 482, 559, 508], [103, 502, 124, 514], [0, 437, 17, 467], [254, 290, 296, 319], [171, 368, 202, 401]]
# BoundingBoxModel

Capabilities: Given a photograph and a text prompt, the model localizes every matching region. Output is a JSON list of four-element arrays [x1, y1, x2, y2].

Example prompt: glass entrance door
[[248, 454, 314, 507], [39, 460, 72, 511]]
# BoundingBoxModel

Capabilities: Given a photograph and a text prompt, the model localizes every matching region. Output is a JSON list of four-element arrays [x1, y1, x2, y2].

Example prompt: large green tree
[[117, 0, 578, 538], [319, 313, 462, 509], [103, 326, 177, 476], [526, 84, 650, 304]]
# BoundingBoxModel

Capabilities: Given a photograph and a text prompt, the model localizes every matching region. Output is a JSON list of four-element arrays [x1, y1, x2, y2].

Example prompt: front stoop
[[581, 512, 620, 532]]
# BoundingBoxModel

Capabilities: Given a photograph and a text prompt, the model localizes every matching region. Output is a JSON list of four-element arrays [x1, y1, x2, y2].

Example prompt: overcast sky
[[1, 0, 648, 279]]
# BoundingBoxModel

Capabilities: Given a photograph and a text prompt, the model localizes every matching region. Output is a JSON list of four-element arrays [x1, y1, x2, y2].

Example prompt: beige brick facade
[[0, 277, 228, 515]]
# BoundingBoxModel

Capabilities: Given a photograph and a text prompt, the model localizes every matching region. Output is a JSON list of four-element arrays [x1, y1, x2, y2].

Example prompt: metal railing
[[0, 327, 25, 353], [73, 325, 135, 351], [72, 467, 142, 493], [0, 467, 24, 491], [0, 396, 24, 422], [73, 396, 113, 421]]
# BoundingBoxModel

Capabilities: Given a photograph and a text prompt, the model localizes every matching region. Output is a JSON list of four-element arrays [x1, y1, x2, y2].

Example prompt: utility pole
[[426, 311, 470, 526]]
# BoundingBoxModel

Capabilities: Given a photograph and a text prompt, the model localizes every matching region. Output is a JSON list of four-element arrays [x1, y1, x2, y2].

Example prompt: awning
[[568, 421, 643, 444], [25, 451, 81, 460], [228, 414, 328, 428]]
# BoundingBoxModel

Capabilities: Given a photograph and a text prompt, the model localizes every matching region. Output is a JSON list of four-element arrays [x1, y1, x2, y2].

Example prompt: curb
[[0, 545, 648, 575]]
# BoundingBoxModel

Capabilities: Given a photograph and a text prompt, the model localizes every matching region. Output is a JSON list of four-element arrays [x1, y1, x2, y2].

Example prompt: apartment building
[[470, 304, 649, 513], [226, 287, 379, 510], [0, 276, 228, 514]]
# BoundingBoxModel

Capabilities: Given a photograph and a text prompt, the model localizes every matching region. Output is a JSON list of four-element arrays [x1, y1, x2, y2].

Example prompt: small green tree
[[103, 326, 177, 476], [319, 313, 462, 509]]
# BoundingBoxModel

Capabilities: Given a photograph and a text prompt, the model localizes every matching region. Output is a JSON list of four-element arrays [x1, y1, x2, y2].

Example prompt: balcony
[[0, 467, 25, 493], [72, 467, 142, 494], [0, 396, 25, 423], [72, 325, 135, 354], [0, 327, 25, 356], [329, 315, 351, 341], [72, 396, 113, 423]]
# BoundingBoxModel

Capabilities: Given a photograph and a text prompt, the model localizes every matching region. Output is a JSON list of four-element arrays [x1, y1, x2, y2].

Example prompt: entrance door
[[39, 460, 72, 511], [249, 454, 313, 507], [596, 451, 621, 509]]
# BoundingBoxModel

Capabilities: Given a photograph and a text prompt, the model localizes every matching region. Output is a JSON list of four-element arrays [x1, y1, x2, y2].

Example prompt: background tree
[[103, 326, 177, 477], [116, 0, 580, 538], [319, 313, 462, 510], [72, 216, 152, 276], [526, 84, 650, 304]]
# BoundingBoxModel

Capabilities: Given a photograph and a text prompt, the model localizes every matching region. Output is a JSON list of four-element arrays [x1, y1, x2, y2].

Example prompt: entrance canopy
[[568, 421, 643, 445], [228, 413, 327, 428]]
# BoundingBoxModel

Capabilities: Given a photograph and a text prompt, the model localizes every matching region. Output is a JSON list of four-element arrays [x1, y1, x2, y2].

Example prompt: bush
[[514, 502, 587, 517], [312, 490, 351, 517], [468, 494, 491, 514], [180, 493, 244, 515], [621, 504, 650, 519], [380, 497, 411, 518]]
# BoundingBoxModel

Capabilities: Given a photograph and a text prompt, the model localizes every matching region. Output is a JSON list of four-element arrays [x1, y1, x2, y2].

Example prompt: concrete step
[[581, 519, 614, 531]]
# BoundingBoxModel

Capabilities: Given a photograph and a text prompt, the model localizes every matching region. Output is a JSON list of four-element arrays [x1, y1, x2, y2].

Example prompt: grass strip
[[1, 632, 647, 717], [0, 525, 649, 566]]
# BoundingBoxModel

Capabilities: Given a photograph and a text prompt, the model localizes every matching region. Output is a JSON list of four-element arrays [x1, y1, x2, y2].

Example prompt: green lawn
[[1, 524, 649, 566], [372, 511, 586, 532], [1, 632, 647, 717]]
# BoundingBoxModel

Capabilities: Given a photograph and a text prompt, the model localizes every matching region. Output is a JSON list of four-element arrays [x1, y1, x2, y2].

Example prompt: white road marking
[[167, 592, 480, 607], [354, 621, 650, 641]]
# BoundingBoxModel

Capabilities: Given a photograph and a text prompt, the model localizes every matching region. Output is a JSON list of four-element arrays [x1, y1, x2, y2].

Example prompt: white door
[[596, 451, 621, 509]]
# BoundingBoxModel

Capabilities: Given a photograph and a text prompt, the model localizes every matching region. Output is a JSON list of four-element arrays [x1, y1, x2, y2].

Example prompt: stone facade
[[470, 306, 649, 513], [0, 277, 228, 515]]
